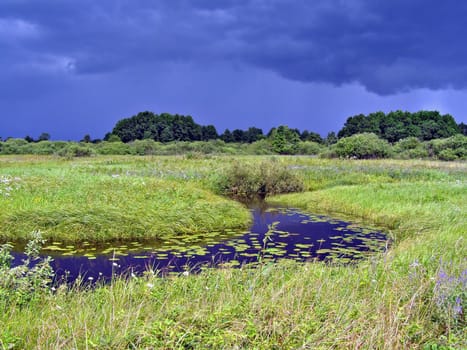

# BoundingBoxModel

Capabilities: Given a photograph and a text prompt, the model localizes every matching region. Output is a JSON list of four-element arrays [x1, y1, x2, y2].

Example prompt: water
[[10, 203, 387, 283]]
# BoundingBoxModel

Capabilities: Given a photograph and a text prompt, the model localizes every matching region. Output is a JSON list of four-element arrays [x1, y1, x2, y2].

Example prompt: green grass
[[0, 155, 251, 242], [1, 155, 466, 349]]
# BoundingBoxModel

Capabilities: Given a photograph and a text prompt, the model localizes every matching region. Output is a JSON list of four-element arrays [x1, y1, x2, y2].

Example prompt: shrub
[[393, 137, 429, 159], [428, 135, 467, 160], [333, 133, 392, 159], [95, 141, 135, 155], [131, 139, 160, 155], [0, 138, 29, 154], [296, 141, 323, 155], [245, 139, 274, 155], [57, 143, 95, 158], [214, 161, 304, 198]]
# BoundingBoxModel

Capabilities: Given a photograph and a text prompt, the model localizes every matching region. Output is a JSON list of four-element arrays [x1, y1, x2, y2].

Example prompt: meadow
[[1, 155, 466, 349]]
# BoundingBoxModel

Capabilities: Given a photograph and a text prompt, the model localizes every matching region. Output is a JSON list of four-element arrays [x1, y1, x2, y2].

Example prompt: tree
[[221, 129, 234, 143], [301, 130, 324, 144], [244, 127, 264, 143], [37, 133, 50, 142], [459, 122, 467, 136], [231, 129, 245, 143], [201, 125, 218, 141], [338, 110, 460, 142], [106, 134, 122, 142], [24, 135, 34, 143], [270, 125, 300, 154], [325, 131, 338, 145], [81, 134, 92, 143]]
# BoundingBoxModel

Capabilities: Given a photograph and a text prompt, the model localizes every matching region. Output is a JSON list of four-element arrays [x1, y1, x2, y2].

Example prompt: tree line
[[338, 110, 463, 142], [1, 109, 465, 145], [105, 111, 327, 145]]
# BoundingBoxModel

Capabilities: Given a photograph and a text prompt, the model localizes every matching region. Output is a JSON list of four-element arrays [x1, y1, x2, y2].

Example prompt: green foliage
[[95, 141, 135, 155], [428, 134, 467, 160], [111, 111, 203, 143], [57, 143, 95, 158], [37, 132, 51, 142], [244, 139, 274, 155], [0, 231, 53, 307], [393, 137, 429, 159], [300, 130, 324, 143], [215, 160, 304, 198], [1, 138, 29, 154], [106, 133, 122, 142], [325, 131, 338, 145], [296, 141, 323, 155], [334, 133, 393, 159], [270, 125, 301, 154], [339, 110, 461, 142]]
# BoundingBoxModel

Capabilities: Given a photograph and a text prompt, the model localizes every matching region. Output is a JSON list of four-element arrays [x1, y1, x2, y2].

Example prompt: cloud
[[0, 18, 40, 40], [1, 0, 467, 94]]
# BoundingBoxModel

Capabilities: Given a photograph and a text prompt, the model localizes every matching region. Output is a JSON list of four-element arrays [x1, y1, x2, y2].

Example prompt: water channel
[[11, 202, 387, 283]]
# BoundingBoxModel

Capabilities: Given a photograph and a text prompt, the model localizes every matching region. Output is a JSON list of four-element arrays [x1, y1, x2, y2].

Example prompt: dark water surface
[[11, 203, 387, 283]]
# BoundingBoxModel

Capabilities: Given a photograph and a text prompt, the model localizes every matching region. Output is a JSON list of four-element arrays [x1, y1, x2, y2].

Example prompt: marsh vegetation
[[0, 155, 466, 349]]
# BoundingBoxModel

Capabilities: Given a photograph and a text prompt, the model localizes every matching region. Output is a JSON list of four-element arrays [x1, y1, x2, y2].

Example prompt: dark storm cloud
[[1, 0, 467, 94]]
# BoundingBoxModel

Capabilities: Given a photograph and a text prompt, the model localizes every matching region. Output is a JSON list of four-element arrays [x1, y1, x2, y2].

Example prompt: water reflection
[[11, 204, 387, 283]]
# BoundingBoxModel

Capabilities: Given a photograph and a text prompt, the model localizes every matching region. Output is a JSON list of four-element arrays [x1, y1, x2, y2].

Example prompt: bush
[[131, 139, 161, 155], [95, 141, 135, 155], [57, 143, 95, 158], [393, 137, 429, 159], [214, 160, 304, 198], [0, 138, 29, 154], [244, 139, 274, 155], [296, 141, 322, 155], [333, 133, 392, 159], [428, 135, 467, 160]]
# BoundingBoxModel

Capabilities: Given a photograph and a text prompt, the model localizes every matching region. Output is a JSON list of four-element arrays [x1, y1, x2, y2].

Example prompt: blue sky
[[1, 0, 467, 140]]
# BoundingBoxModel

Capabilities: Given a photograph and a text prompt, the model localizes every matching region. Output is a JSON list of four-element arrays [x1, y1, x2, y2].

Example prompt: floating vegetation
[[8, 204, 387, 283]]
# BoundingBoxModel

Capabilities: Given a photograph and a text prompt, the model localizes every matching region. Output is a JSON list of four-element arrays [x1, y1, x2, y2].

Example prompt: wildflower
[[182, 271, 189, 276], [112, 262, 119, 267], [88, 276, 94, 281], [453, 297, 463, 316], [146, 283, 154, 289]]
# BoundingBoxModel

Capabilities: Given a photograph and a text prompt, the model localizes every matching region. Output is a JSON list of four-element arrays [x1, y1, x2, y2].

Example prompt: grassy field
[[1, 155, 466, 349], [0, 155, 251, 242]]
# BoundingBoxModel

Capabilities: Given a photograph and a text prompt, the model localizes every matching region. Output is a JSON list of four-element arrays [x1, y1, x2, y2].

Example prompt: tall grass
[[0, 156, 251, 242], [0, 156, 466, 348]]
